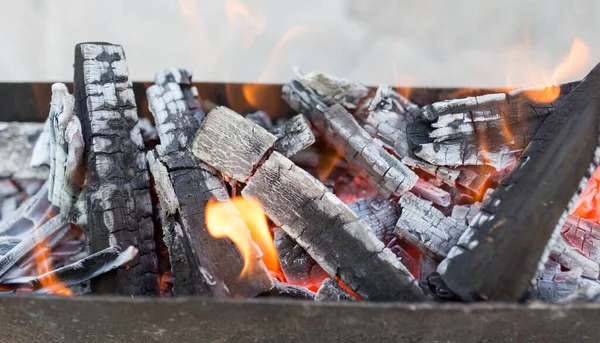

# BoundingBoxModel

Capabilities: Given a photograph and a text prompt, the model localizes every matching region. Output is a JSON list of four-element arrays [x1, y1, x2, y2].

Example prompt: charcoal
[[259, 280, 316, 301], [314, 278, 357, 302], [561, 214, 600, 263], [270, 114, 315, 158], [529, 260, 582, 303], [0, 122, 48, 180]]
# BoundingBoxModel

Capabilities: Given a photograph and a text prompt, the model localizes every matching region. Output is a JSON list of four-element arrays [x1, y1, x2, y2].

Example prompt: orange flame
[[206, 197, 279, 277], [521, 38, 590, 103], [34, 241, 72, 296]]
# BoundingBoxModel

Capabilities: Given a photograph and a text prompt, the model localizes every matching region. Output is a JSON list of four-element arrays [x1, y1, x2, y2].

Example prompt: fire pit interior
[[1, 40, 600, 341]]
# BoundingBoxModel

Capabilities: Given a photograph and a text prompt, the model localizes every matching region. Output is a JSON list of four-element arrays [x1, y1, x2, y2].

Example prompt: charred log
[[561, 214, 600, 263], [147, 69, 272, 297], [437, 65, 600, 301], [270, 114, 315, 158], [314, 278, 357, 302], [259, 280, 316, 300], [529, 260, 582, 303], [72, 42, 158, 295], [192, 107, 424, 301]]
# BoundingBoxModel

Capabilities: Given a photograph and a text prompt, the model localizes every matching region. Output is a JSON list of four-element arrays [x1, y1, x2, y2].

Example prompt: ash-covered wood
[[30, 119, 51, 168], [394, 192, 467, 260], [401, 156, 460, 186], [192, 108, 423, 300], [410, 178, 451, 207], [259, 280, 316, 300], [191, 106, 277, 182], [314, 278, 357, 302], [407, 83, 575, 169], [147, 69, 272, 297], [0, 122, 48, 180], [549, 236, 599, 279], [72, 42, 158, 295], [437, 64, 600, 301], [561, 214, 600, 263], [242, 152, 424, 301], [47, 83, 84, 217], [347, 196, 400, 244], [284, 81, 419, 197], [293, 69, 369, 109], [529, 260, 582, 303], [563, 279, 600, 302], [270, 114, 315, 158]]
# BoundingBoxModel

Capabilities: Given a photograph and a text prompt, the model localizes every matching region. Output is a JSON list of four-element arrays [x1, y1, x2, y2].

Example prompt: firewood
[[147, 69, 272, 297], [47, 83, 85, 218], [72, 42, 158, 295], [0, 122, 48, 180], [394, 193, 467, 261], [347, 196, 400, 244], [401, 156, 460, 186], [314, 278, 357, 302], [293, 69, 369, 109], [0, 182, 52, 238], [283, 81, 418, 198], [270, 114, 315, 158], [273, 228, 327, 287], [259, 280, 316, 300], [437, 64, 600, 301], [244, 111, 273, 130], [192, 108, 425, 301], [407, 83, 575, 169]]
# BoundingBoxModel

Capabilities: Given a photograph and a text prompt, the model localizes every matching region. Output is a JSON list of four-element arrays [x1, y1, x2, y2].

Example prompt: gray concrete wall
[[0, 0, 597, 87]]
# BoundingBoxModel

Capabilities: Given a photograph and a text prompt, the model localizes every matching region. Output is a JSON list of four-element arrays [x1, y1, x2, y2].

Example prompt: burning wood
[[315, 278, 357, 302], [72, 42, 158, 295], [561, 214, 600, 263], [347, 196, 400, 244], [407, 83, 576, 169], [146, 68, 272, 297], [259, 280, 316, 301], [273, 228, 328, 288], [549, 236, 599, 279], [529, 260, 583, 303], [394, 192, 467, 261], [270, 114, 315, 158], [437, 64, 600, 301], [192, 107, 424, 301]]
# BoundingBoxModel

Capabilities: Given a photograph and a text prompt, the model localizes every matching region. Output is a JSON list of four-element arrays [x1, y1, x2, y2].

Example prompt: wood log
[[347, 196, 400, 244], [407, 83, 576, 169], [192, 108, 424, 301], [273, 228, 327, 287], [0, 122, 48, 180], [394, 193, 467, 261], [72, 42, 158, 295], [47, 83, 85, 218], [283, 81, 419, 198], [270, 114, 315, 158], [314, 278, 357, 302], [147, 69, 272, 297], [437, 64, 600, 301]]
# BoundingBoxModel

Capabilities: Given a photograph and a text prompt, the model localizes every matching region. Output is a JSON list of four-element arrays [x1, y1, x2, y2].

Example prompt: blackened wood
[[147, 70, 272, 297], [408, 83, 575, 169], [73, 43, 158, 295], [192, 106, 277, 182], [347, 196, 400, 244], [314, 278, 357, 302], [242, 152, 424, 301], [259, 280, 316, 300], [270, 114, 315, 158], [273, 228, 328, 287], [438, 64, 600, 301]]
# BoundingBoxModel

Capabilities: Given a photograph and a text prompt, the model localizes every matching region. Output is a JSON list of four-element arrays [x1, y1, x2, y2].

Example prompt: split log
[[283, 81, 418, 198], [529, 260, 582, 303], [407, 83, 576, 169], [47, 83, 85, 217], [0, 122, 48, 180], [270, 114, 315, 158], [192, 107, 424, 301], [147, 69, 272, 297], [561, 214, 600, 263], [394, 193, 467, 261], [314, 278, 357, 302], [437, 64, 600, 301], [72, 42, 158, 295]]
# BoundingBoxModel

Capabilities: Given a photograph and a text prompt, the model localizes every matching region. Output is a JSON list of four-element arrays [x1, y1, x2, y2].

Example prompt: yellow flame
[[205, 197, 279, 277], [34, 239, 73, 296]]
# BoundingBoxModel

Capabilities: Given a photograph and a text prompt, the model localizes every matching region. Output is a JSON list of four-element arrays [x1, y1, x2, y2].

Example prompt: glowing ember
[[572, 166, 600, 223], [205, 197, 280, 277]]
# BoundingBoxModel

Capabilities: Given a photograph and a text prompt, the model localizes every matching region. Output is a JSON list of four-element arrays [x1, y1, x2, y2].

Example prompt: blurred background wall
[[0, 0, 597, 87]]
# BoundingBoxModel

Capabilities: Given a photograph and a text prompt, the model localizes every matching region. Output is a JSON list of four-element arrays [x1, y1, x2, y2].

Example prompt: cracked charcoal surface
[[73, 43, 158, 295]]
